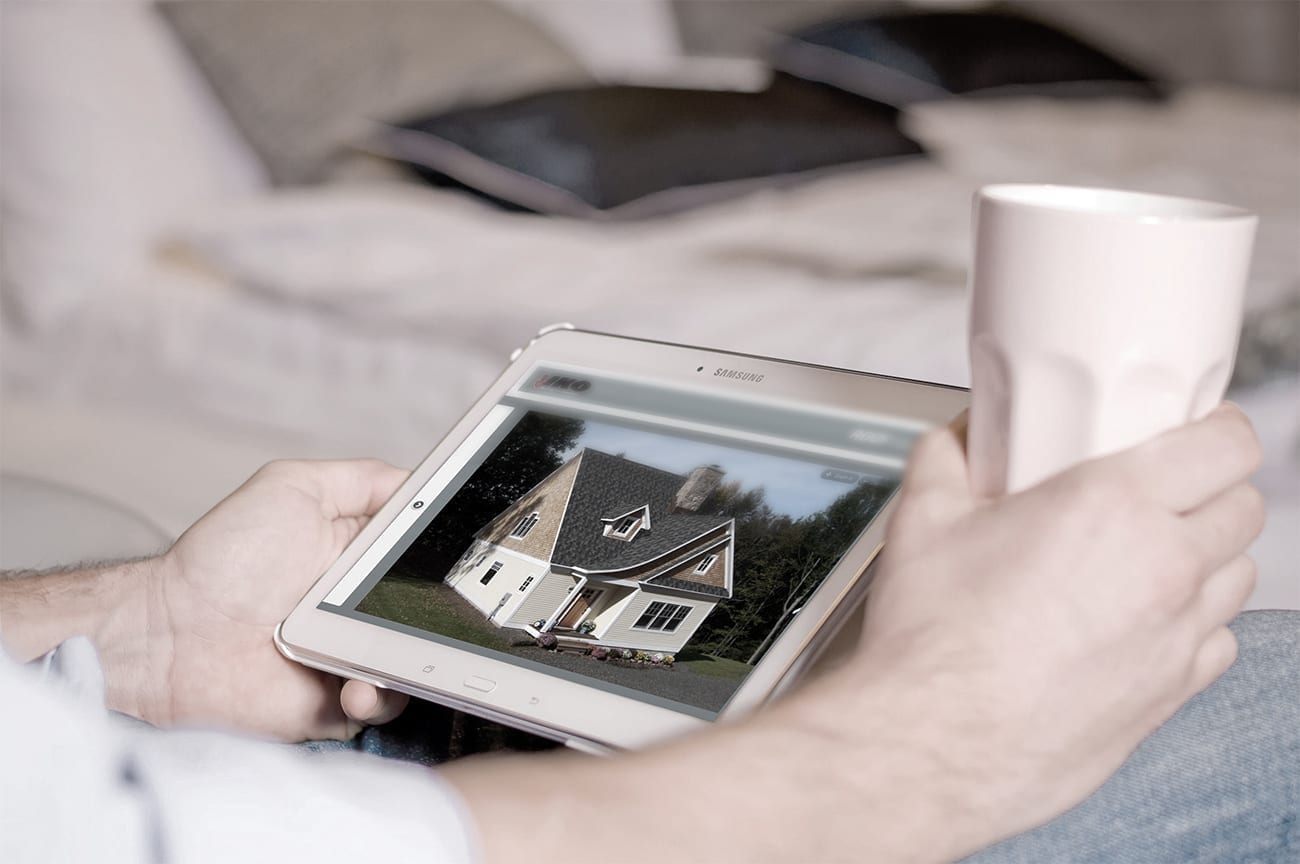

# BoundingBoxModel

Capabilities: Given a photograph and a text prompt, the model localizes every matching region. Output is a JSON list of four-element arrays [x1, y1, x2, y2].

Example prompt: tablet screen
[[319, 365, 920, 720]]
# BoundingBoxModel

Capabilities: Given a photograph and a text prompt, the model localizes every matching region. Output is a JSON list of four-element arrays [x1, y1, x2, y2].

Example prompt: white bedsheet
[[3, 87, 1296, 608]]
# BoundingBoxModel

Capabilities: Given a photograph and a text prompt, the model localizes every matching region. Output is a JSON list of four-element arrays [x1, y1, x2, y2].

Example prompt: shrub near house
[[444, 449, 734, 655]]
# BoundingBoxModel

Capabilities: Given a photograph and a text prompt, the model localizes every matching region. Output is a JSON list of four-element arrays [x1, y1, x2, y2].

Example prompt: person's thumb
[[340, 678, 410, 727]]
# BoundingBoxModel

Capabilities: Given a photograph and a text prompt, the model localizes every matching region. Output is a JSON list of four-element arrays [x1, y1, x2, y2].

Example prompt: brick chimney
[[673, 465, 724, 513]]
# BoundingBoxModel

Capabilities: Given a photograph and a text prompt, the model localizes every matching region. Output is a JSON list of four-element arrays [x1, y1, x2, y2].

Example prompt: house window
[[510, 512, 540, 539], [633, 601, 692, 633], [480, 561, 503, 585], [694, 554, 718, 575], [518, 575, 534, 591], [612, 516, 638, 537]]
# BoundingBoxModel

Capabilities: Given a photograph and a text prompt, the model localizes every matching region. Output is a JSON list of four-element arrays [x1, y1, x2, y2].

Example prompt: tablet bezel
[[278, 328, 966, 751]]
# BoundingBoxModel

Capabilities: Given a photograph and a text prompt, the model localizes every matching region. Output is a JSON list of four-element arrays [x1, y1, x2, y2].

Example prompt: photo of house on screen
[[443, 448, 734, 655]]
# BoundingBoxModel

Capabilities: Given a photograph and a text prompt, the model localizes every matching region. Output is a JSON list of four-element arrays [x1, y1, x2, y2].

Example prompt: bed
[[2, 0, 1296, 609]]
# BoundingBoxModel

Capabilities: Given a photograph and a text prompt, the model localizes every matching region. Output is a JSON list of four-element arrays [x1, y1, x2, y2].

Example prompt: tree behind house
[[691, 479, 896, 664], [401, 412, 585, 580]]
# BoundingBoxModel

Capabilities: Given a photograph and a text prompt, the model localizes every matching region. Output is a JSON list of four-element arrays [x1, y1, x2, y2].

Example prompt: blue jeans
[[963, 610, 1298, 863], [311, 610, 1299, 862]]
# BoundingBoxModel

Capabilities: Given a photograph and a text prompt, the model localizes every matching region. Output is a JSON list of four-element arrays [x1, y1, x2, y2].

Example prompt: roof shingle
[[550, 449, 731, 574]]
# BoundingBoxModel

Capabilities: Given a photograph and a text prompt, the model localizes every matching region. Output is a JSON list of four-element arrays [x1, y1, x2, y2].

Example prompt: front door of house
[[558, 588, 602, 629]]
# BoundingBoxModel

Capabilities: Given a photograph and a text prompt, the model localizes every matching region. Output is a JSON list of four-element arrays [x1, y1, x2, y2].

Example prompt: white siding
[[506, 570, 580, 628], [443, 540, 492, 588], [451, 547, 546, 619], [587, 589, 637, 638], [597, 590, 718, 654], [494, 567, 550, 624]]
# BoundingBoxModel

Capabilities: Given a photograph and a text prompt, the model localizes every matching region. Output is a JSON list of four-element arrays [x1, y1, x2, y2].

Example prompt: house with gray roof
[[443, 448, 735, 655]]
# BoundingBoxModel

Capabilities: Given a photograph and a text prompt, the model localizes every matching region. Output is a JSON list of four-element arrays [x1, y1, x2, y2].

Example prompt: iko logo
[[534, 374, 591, 392], [714, 367, 765, 383], [849, 428, 889, 446]]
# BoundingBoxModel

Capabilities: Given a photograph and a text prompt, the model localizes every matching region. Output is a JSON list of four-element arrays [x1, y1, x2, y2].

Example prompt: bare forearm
[[0, 560, 167, 719], [444, 677, 973, 864]]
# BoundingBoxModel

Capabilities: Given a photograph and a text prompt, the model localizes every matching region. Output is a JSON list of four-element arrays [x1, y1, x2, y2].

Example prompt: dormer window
[[601, 505, 650, 541], [694, 554, 718, 575], [510, 512, 540, 539]]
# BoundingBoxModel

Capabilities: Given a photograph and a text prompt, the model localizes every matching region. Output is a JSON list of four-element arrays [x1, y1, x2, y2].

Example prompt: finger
[[1185, 625, 1239, 698], [1181, 482, 1266, 574], [298, 459, 411, 520], [948, 408, 970, 449], [294, 668, 362, 742], [1192, 555, 1257, 636], [340, 678, 409, 727], [331, 514, 374, 552], [903, 421, 972, 499], [1117, 403, 1262, 513]]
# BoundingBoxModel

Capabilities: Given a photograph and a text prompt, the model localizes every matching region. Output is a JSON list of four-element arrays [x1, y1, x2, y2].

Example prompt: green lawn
[[355, 576, 514, 653], [676, 649, 753, 681], [358, 576, 754, 684]]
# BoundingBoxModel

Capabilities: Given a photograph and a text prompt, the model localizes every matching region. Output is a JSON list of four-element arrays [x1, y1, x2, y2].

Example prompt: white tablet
[[278, 328, 966, 752]]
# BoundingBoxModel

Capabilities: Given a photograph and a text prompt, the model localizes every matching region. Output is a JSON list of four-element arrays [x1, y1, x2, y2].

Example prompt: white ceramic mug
[[967, 184, 1258, 497]]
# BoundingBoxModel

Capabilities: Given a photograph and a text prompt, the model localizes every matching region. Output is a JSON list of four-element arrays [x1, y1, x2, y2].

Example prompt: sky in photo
[[559, 417, 892, 519]]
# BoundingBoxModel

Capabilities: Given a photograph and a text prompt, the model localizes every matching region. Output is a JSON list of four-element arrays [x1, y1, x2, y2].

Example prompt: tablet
[[278, 328, 966, 752]]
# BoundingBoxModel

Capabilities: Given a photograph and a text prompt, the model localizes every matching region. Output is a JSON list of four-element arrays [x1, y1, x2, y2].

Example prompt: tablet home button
[[464, 675, 497, 693]]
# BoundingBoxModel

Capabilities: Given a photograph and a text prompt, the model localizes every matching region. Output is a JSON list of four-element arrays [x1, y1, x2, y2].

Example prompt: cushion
[[158, 0, 591, 186], [771, 8, 1165, 106], [0, 473, 170, 571], [0, 0, 266, 331], [372, 73, 924, 218]]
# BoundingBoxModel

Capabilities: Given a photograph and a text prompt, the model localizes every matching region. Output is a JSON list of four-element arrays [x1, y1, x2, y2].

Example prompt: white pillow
[[0, 0, 266, 331]]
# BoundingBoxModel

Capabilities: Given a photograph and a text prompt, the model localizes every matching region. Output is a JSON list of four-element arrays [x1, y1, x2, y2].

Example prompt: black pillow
[[772, 8, 1164, 106], [372, 73, 924, 217]]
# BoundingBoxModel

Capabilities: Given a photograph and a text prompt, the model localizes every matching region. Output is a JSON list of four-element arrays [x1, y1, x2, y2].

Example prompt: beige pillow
[[159, 0, 590, 185], [1, 0, 266, 331]]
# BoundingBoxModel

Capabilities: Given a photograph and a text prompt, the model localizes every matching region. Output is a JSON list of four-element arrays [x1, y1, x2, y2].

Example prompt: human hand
[[440, 405, 1266, 864], [136, 460, 412, 741], [812, 403, 1263, 857]]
